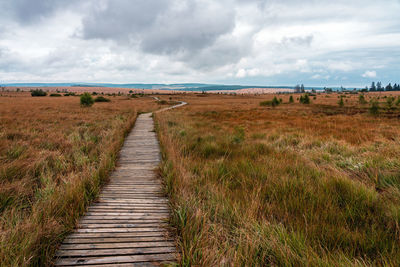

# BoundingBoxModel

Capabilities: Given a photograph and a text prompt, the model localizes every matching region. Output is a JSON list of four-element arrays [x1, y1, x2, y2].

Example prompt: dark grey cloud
[[80, 0, 236, 62], [0, 0, 77, 24], [81, 0, 169, 42]]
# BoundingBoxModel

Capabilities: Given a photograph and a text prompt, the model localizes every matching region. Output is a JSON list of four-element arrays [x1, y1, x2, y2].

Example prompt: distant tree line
[[294, 82, 400, 93], [367, 82, 400, 92]]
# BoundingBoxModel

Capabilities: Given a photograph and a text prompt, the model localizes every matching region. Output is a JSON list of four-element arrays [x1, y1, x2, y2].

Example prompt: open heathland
[[156, 91, 400, 266]]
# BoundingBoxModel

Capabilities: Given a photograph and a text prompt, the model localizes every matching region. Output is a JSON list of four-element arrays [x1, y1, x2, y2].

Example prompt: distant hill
[[1, 82, 344, 91]]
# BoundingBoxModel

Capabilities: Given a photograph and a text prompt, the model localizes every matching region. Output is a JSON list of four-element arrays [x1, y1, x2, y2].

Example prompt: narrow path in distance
[[55, 100, 186, 266]]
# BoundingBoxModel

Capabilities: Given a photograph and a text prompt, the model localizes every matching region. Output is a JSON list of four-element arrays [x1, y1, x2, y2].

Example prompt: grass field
[[0, 93, 161, 266], [2, 90, 400, 266], [156, 92, 400, 266]]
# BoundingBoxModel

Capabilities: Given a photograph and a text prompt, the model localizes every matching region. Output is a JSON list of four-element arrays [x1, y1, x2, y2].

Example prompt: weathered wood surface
[[55, 111, 180, 266]]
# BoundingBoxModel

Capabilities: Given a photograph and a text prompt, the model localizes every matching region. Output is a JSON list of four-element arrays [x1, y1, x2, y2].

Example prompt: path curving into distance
[[55, 100, 186, 266]]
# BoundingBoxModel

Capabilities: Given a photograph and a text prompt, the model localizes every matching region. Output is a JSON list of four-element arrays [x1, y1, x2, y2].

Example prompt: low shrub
[[386, 96, 395, 109], [260, 97, 280, 107], [94, 96, 111, 102], [64, 92, 76, 96], [338, 96, 344, 107], [359, 94, 367, 105], [299, 94, 310, 104], [49, 93, 62, 97], [369, 99, 379, 115], [80, 92, 94, 107], [31, 89, 47, 97]]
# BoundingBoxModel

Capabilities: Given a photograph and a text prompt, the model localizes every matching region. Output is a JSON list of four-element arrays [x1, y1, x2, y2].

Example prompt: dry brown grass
[[156, 91, 400, 266], [0, 93, 160, 266]]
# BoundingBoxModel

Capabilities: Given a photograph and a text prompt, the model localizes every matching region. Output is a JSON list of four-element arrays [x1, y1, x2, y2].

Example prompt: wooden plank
[[56, 247, 176, 257], [96, 199, 168, 203], [78, 223, 167, 228], [63, 236, 173, 244], [60, 241, 175, 250], [75, 227, 165, 233], [101, 189, 162, 193], [91, 203, 169, 208], [79, 219, 166, 225], [89, 204, 168, 208], [74, 263, 159, 267], [79, 215, 169, 220], [55, 253, 176, 265], [68, 232, 167, 239], [85, 209, 169, 214], [88, 207, 169, 212], [86, 213, 169, 218]]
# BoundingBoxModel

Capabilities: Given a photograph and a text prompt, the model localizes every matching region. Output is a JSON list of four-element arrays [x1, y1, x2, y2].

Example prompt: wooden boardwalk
[[55, 111, 179, 266]]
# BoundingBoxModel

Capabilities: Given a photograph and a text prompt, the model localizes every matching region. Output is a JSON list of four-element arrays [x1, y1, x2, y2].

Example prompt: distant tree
[[289, 95, 294, 103], [311, 88, 316, 93], [294, 84, 301, 93], [385, 83, 393, 91], [370, 82, 376, 91], [377, 82, 383, 91], [300, 84, 305, 93]]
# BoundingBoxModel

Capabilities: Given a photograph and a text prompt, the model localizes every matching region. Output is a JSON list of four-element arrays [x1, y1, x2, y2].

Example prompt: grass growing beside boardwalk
[[156, 93, 400, 266], [0, 93, 159, 266]]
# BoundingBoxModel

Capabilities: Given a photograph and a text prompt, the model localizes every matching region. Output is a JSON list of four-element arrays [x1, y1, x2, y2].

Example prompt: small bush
[[338, 96, 344, 107], [359, 94, 367, 105], [369, 99, 379, 115], [159, 100, 168, 105], [94, 96, 111, 102], [289, 95, 294, 103], [130, 94, 138, 98], [31, 89, 47, 97], [80, 92, 94, 107], [49, 93, 62, 97], [299, 94, 310, 104], [386, 96, 395, 109], [396, 96, 400, 106], [260, 97, 280, 107], [64, 92, 76, 96]]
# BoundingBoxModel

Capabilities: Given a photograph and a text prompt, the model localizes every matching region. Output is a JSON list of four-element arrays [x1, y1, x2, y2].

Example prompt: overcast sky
[[0, 0, 399, 86]]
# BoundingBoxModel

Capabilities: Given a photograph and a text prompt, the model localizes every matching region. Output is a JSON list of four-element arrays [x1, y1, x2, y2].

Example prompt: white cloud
[[362, 70, 377, 78]]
